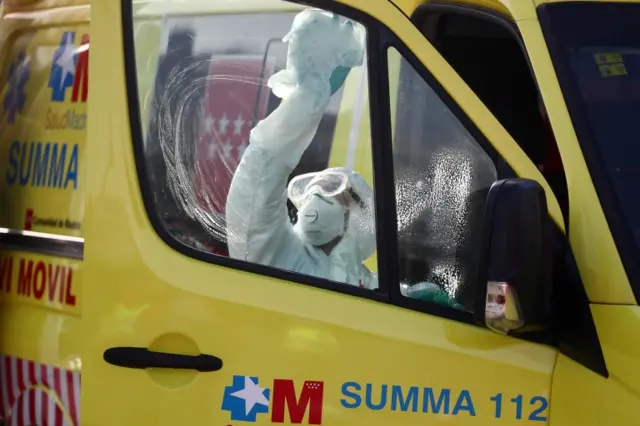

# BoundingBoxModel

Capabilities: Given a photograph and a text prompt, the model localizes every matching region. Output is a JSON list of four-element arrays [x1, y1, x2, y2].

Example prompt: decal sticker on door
[[221, 375, 550, 424], [222, 375, 324, 425]]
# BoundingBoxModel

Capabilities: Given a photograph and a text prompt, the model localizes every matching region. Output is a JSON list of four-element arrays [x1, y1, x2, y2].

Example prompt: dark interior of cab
[[415, 5, 569, 218], [389, 5, 572, 309]]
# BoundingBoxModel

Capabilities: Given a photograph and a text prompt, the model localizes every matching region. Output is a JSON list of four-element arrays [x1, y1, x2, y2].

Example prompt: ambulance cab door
[[82, 0, 583, 425]]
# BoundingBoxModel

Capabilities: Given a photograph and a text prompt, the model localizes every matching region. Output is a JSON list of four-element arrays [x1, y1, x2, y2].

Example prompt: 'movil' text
[[0, 256, 77, 307]]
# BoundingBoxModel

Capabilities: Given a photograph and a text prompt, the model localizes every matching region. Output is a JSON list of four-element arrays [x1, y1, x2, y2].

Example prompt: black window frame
[[121, 0, 531, 327]]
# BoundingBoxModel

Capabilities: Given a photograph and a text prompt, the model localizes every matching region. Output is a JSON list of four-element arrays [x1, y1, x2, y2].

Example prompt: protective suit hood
[[290, 167, 376, 264]]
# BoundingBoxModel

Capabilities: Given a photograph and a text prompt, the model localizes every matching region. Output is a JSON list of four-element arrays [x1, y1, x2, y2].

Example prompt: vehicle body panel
[[0, 3, 87, 425], [550, 306, 640, 426], [0, 0, 638, 424], [80, 0, 558, 425]]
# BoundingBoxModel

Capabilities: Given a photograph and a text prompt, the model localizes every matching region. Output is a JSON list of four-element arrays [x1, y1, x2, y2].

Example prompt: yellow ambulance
[[1, 0, 639, 425]]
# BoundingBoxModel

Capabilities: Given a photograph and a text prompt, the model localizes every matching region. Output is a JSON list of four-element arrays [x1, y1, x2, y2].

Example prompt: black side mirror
[[474, 178, 552, 335]]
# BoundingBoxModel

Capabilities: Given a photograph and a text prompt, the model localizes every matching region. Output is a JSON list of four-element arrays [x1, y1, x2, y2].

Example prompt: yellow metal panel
[[592, 305, 640, 397], [550, 305, 640, 425], [550, 353, 637, 426], [0, 251, 82, 366], [0, 252, 81, 317], [0, 8, 89, 238], [0, 7, 88, 425]]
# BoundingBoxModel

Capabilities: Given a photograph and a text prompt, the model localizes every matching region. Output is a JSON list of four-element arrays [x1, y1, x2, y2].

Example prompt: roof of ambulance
[[133, 0, 639, 20]]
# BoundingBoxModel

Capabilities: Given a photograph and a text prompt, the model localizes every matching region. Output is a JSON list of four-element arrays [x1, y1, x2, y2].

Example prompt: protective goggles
[[288, 171, 362, 208]]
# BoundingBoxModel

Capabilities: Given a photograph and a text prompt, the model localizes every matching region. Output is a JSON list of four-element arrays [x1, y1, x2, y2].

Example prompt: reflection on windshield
[[569, 47, 640, 240], [539, 2, 640, 293]]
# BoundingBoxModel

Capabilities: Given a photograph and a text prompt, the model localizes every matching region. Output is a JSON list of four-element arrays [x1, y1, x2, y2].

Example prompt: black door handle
[[104, 347, 223, 372]]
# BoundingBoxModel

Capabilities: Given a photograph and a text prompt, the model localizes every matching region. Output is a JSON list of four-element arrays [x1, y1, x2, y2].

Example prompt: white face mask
[[297, 193, 346, 246]]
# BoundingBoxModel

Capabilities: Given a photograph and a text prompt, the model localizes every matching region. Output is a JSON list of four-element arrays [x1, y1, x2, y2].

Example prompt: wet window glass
[[388, 48, 498, 312], [133, 2, 383, 290]]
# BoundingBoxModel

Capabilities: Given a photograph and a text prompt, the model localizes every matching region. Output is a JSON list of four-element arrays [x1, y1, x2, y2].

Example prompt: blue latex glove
[[404, 282, 464, 310], [329, 65, 351, 95]]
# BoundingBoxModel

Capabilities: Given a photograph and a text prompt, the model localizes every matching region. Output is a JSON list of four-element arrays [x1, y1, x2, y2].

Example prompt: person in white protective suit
[[225, 8, 462, 309]]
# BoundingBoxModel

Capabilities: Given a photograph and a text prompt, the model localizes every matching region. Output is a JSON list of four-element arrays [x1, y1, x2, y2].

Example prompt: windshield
[[539, 2, 640, 297]]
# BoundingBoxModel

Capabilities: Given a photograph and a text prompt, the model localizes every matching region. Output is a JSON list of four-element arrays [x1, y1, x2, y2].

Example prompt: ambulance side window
[[136, 6, 380, 290], [388, 47, 498, 311]]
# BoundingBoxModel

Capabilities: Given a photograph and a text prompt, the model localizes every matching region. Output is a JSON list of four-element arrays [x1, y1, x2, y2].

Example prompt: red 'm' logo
[[271, 379, 324, 425]]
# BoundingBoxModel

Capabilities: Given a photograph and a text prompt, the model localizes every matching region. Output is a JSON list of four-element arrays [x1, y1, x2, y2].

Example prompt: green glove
[[404, 282, 464, 310], [329, 66, 351, 95], [328, 15, 357, 95]]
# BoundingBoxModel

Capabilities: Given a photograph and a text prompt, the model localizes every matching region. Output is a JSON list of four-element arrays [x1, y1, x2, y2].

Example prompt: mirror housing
[[475, 178, 552, 335]]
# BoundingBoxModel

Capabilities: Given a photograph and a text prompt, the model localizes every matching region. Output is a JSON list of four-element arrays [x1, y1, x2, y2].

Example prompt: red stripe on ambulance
[[0, 354, 80, 426]]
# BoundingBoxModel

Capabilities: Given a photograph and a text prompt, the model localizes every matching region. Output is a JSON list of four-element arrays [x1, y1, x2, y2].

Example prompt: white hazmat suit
[[225, 9, 463, 309], [226, 10, 376, 289]]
